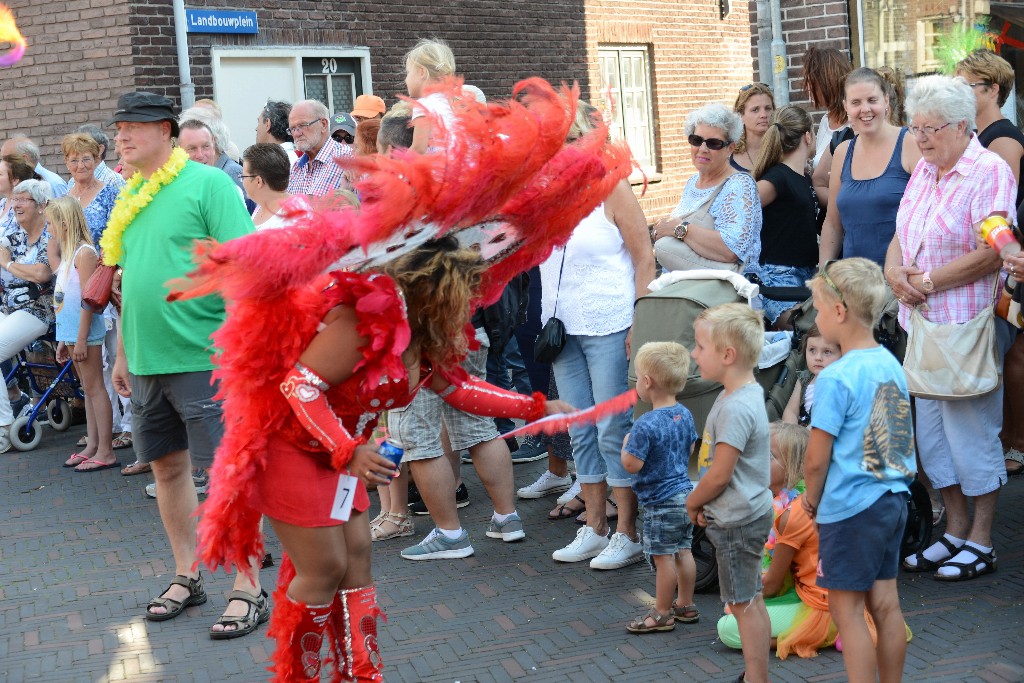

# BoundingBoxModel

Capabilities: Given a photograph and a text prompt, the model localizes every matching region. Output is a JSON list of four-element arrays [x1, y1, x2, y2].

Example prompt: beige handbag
[[654, 179, 741, 273], [902, 277, 1000, 401]]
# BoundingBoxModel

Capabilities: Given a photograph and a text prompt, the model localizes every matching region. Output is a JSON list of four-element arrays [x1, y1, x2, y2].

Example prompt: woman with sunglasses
[[819, 67, 921, 267], [650, 103, 761, 273], [731, 83, 775, 173]]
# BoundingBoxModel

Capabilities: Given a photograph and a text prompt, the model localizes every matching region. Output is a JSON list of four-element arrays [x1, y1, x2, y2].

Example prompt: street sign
[[185, 9, 258, 34]]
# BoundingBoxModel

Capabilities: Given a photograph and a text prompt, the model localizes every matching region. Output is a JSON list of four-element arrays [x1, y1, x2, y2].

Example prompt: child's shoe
[[671, 602, 700, 623], [626, 608, 675, 633]]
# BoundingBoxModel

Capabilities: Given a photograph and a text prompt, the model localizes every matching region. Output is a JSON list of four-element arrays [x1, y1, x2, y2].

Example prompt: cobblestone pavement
[[2, 425, 1023, 682]]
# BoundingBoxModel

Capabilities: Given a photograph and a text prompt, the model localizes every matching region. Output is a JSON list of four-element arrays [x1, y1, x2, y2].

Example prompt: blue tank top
[[835, 128, 911, 266]]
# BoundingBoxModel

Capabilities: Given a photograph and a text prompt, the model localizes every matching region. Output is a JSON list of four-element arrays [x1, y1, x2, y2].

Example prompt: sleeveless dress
[[835, 128, 911, 266], [54, 244, 106, 345]]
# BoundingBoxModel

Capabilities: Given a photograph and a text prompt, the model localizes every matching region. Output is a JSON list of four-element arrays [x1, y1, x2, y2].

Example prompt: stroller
[[629, 273, 931, 593]]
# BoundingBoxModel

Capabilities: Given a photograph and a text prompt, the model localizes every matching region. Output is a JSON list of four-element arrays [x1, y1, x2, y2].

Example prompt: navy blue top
[[624, 403, 696, 506], [835, 128, 911, 266]]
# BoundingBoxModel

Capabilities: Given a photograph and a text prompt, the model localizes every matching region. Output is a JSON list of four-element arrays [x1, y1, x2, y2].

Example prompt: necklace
[[100, 147, 188, 264]]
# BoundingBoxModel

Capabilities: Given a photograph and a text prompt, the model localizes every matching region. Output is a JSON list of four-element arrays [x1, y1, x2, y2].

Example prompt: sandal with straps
[[902, 535, 962, 572], [209, 589, 271, 640], [934, 545, 998, 582], [371, 511, 414, 541], [145, 574, 207, 622], [626, 607, 676, 633], [672, 602, 700, 623]]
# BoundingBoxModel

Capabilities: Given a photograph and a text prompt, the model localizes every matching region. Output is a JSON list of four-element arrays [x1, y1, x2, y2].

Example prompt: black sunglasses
[[688, 134, 729, 151]]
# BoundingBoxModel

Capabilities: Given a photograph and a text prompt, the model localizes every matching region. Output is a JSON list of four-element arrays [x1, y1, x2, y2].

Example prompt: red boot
[[269, 594, 333, 682], [331, 585, 385, 682]]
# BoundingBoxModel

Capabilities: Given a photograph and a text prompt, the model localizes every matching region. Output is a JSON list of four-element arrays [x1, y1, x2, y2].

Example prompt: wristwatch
[[674, 221, 690, 241], [921, 271, 935, 293]]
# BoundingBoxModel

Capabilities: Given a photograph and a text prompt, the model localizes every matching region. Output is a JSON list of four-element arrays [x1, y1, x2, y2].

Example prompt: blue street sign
[[185, 9, 258, 34]]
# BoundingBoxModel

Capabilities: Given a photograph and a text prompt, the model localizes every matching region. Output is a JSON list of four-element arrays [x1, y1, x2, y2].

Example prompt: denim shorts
[[818, 490, 908, 592], [705, 508, 773, 604], [751, 263, 815, 324], [641, 490, 694, 560]]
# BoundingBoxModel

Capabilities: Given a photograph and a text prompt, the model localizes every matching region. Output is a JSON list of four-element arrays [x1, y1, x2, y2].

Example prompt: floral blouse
[[81, 182, 120, 246], [1, 225, 54, 324]]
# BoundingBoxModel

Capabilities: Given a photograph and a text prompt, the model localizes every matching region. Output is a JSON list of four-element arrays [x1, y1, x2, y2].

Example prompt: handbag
[[82, 257, 116, 312], [534, 250, 566, 363], [902, 275, 1001, 401], [654, 178, 740, 273]]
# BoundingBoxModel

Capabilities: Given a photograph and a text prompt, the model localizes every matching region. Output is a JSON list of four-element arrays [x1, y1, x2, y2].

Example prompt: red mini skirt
[[253, 434, 370, 527]]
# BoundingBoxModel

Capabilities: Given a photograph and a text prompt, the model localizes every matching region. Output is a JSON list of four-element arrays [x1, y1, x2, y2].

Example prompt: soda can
[[377, 439, 404, 468]]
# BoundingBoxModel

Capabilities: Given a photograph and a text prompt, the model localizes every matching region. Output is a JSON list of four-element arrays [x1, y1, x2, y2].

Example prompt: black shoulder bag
[[534, 251, 566, 363]]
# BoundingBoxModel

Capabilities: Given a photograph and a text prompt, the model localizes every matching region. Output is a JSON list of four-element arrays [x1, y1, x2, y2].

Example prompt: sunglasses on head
[[688, 134, 729, 151], [819, 259, 846, 307], [740, 82, 772, 92]]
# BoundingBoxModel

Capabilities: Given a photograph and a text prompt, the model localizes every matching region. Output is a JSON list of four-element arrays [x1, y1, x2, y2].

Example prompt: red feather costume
[[172, 78, 630, 681]]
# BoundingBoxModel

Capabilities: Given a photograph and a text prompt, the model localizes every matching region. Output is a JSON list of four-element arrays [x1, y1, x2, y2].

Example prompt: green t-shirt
[[119, 161, 253, 375]]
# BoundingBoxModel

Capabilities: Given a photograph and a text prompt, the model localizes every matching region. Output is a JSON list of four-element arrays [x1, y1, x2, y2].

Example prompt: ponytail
[[752, 105, 813, 180]]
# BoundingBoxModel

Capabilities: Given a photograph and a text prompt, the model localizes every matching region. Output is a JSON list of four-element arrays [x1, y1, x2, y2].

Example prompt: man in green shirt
[[108, 92, 268, 639]]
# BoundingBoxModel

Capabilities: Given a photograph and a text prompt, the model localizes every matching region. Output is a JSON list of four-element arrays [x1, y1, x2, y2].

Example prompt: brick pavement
[[2, 425, 1023, 682]]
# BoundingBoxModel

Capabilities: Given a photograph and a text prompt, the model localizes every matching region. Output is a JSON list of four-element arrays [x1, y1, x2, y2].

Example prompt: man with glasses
[[286, 99, 350, 197]]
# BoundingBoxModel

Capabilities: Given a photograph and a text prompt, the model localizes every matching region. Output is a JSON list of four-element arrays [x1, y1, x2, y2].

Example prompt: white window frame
[[210, 46, 374, 104], [915, 17, 946, 74], [598, 45, 657, 176]]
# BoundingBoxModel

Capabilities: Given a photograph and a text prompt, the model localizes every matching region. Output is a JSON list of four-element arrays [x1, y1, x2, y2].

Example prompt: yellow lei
[[99, 147, 189, 264]]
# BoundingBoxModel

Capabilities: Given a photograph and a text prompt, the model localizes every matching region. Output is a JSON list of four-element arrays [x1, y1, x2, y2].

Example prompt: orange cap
[[350, 94, 386, 118]]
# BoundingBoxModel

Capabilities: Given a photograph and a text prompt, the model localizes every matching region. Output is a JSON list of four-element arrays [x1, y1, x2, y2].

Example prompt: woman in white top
[[544, 103, 655, 570], [241, 144, 312, 231]]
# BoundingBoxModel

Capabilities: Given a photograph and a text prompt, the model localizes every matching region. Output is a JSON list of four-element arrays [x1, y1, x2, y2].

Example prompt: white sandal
[[370, 512, 414, 541]]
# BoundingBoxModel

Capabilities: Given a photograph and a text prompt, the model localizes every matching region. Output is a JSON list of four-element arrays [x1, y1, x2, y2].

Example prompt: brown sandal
[[672, 602, 700, 623], [145, 574, 207, 621], [627, 608, 676, 633], [209, 589, 270, 640]]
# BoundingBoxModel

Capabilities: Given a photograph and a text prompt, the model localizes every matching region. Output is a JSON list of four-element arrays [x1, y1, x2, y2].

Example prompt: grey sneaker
[[145, 467, 210, 499], [400, 528, 474, 560], [485, 513, 525, 542]]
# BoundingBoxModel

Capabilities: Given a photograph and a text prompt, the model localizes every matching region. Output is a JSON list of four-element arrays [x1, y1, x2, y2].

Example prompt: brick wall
[[586, 0, 755, 216], [0, 0, 136, 170], [747, 0, 853, 116], [128, 0, 589, 106]]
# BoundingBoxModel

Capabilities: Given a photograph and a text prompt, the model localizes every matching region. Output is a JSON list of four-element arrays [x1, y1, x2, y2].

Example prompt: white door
[[212, 56, 297, 156]]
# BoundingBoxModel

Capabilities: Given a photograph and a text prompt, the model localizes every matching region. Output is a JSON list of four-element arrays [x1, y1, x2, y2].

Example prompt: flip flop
[[575, 499, 618, 525], [112, 432, 133, 450], [74, 458, 120, 473], [548, 495, 585, 521], [63, 453, 89, 468], [120, 460, 152, 476]]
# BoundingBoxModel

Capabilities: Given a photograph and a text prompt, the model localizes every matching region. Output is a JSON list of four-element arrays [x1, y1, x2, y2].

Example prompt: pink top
[[896, 134, 1017, 328]]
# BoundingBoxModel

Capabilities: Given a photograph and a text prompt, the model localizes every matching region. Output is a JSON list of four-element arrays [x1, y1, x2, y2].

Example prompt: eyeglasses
[[819, 259, 846, 307], [966, 81, 993, 89], [740, 82, 772, 92], [908, 122, 952, 138], [688, 134, 729, 151], [286, 119, 324, 135], [65, 157, 96, 166]]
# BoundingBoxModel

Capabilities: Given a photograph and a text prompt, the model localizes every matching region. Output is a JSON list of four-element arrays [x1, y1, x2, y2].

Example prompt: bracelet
[[4, 260, 11, 270]]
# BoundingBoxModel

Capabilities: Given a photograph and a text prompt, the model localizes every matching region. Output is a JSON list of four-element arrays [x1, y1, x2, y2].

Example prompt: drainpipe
[[769, 0, 789, 105], [756, 0, 772, 84], [172, 0, 196, 109]]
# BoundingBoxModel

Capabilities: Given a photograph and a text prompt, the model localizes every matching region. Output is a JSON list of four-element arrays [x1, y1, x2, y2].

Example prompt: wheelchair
[[4, 338, 84, 451]]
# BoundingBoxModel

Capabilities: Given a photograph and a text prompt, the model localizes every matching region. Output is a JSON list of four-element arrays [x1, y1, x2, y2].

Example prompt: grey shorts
[[705, 508, 773, 605], [129, 371, 224, 468], [388, 328, 499, 461]]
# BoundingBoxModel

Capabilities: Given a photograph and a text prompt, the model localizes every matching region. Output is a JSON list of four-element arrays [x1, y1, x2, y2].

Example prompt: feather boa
[[502, 389, 639, 439]]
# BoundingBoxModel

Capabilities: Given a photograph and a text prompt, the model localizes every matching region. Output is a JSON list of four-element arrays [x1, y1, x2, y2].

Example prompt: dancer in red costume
[[172, 78, 631, 682]]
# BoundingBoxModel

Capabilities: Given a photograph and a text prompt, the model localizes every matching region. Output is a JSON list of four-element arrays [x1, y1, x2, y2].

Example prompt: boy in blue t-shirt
[[803, 258, 916, 683], [621, 342, 698, 634]]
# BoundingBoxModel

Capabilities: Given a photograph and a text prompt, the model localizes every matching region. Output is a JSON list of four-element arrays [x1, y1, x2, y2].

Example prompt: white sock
[[438, 527, 463, 540], [905, 533, 965, 568], [492, 511, 515, 524], [936, 541, 993, 577]]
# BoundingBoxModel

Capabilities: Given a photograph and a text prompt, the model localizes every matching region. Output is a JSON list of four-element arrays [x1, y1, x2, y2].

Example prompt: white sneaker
[[590, 532, 644, 570], [517, 471, 573, 499], [555, 479, 582, 506], [552, 526, 609, 563], [0, 431, 11, 454]]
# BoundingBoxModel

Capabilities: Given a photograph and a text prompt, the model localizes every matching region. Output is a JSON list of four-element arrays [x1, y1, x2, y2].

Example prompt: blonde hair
[[635, 341, 691, 394], [382, 235, 486, 373], [956, 49, 1016, 108], [61, 133, 101, 159], [405, 38, 456, 79], [753, 105, 812, 180], [808, 257, 888, 327], [770, 421, 808, 489], [567, 101, 599, 142], [733, 83, 775, 154], [695, 303, 764, 367], [876, 65, 906, 125], [44, 196, 93, 271]]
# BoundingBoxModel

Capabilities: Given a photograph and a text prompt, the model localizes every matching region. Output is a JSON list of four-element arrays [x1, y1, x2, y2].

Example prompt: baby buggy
[[5, 338, 83, 451], [628, 272, 931, 592]]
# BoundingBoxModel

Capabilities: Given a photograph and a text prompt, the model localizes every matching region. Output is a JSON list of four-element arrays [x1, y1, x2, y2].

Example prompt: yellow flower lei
[[99, 147, 189, 264]]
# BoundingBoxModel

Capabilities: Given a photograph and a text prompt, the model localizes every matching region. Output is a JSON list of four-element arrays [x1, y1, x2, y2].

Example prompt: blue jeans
[[486, 336, 532, 434], [552, 329, 633, 487]]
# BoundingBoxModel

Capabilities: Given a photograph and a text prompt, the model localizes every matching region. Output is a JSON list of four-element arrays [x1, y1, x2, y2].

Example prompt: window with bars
[[302, 57, 362, 116], [598, 46, 657, 173]]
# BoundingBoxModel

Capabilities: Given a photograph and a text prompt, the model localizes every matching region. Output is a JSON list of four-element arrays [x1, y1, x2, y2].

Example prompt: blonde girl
[[782, 325, 840, 427], [47, 197, 114, 472], [404, 38, 457, 153]]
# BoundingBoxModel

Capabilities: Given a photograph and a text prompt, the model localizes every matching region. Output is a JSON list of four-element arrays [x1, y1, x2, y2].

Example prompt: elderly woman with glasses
[[649, 103, 761, 273], [0, 179, 55, 452], [63, 133, 120, 245], [886, 75, 1017, 583]]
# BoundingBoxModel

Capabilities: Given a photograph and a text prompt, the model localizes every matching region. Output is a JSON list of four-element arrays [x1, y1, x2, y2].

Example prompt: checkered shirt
[[896, 134, 1017, 328], [286, 136, 352, 197]]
